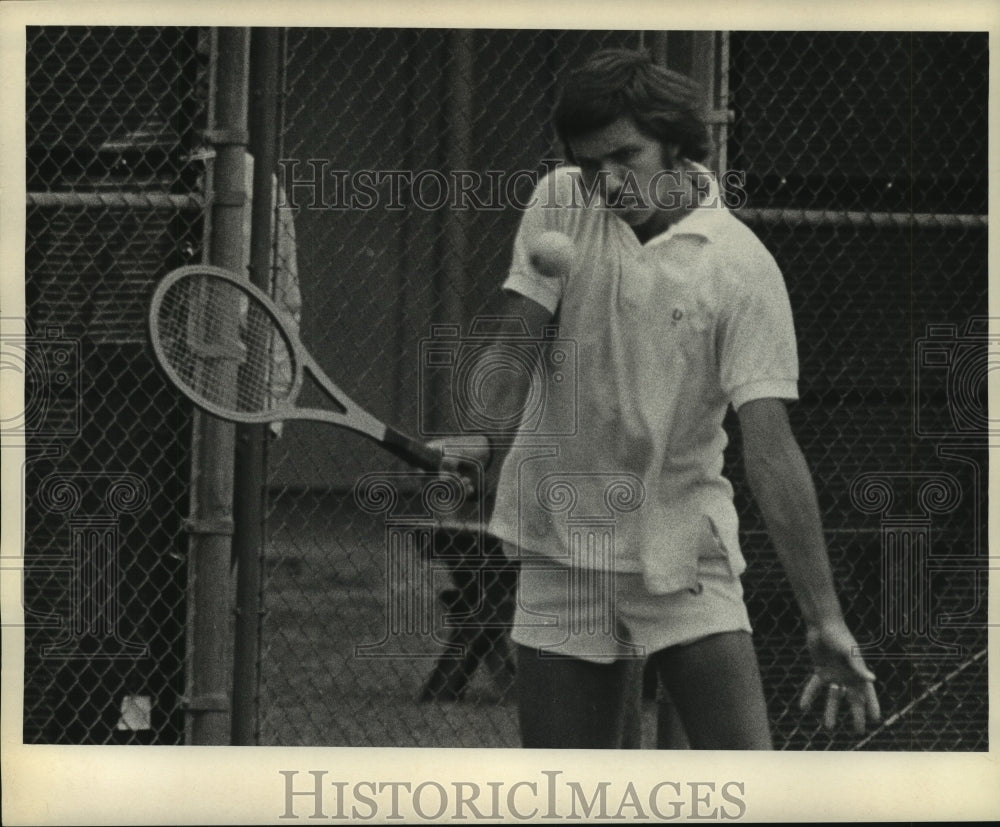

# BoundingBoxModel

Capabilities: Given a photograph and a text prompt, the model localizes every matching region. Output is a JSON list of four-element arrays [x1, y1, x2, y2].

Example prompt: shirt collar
[[644, 162, 729, 248]]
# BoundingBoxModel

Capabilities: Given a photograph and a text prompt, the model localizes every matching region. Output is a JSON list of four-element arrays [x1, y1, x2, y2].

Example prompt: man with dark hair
[[446, 48, 880, 749], [555, 48, 713, 166]]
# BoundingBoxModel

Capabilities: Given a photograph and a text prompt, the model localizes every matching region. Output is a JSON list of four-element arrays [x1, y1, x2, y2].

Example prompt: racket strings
[[156, 273, 296, 415]]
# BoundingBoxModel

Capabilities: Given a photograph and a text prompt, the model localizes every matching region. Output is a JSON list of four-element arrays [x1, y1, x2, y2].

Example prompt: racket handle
[[382, 426, 447, 472]]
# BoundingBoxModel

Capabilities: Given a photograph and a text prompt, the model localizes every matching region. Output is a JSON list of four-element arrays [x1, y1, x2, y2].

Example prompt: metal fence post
[[231, 26, 281, 746], [184, 26, 250, 746]]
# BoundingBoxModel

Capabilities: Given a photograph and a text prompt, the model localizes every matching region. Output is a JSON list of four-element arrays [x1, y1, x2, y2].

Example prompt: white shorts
[[508, 545, 752, 665]]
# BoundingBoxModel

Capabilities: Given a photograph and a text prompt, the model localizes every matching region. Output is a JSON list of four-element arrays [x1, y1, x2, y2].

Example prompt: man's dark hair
[[554, 48, 711, 163]]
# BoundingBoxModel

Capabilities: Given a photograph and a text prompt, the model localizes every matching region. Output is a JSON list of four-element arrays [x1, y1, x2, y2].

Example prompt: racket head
[[148, 264, 302, 424]]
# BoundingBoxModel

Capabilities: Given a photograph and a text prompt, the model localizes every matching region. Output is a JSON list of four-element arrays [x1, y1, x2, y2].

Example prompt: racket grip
[[382, 427, 447, 472]]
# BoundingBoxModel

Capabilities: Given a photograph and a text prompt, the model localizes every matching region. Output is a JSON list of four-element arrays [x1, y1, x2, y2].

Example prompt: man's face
[[567, 116, 678, 228]]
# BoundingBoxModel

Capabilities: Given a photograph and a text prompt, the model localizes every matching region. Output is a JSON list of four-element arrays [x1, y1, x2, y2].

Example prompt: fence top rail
[[737, 207, 987, 230], [25, 193, 987, 231], [27, 191, 204, 210]]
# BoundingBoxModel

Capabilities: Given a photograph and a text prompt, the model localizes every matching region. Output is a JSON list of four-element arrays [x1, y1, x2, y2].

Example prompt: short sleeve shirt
[[487, 165, 799, 594]]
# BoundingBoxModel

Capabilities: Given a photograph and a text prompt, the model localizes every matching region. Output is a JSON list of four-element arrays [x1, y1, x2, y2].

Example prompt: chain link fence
[[727, 31, 989, 750], [19, 27, 988, 750], [22, 25, 208, 744]]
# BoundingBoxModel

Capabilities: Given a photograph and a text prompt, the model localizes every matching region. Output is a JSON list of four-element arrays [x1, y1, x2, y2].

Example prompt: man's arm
[[435, 292, 554, 476], [481, 293, 556, 460], [738, 397, 880, 733]]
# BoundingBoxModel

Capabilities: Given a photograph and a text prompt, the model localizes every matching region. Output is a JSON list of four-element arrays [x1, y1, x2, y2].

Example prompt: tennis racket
[[148, 264, 462, 474]]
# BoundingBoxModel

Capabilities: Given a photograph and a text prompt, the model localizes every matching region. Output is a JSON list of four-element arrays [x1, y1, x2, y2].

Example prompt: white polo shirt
[[488, 165, 799, 595]]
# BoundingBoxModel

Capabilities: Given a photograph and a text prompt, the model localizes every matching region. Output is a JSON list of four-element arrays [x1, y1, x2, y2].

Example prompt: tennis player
[[446, 48, 880, 749]]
